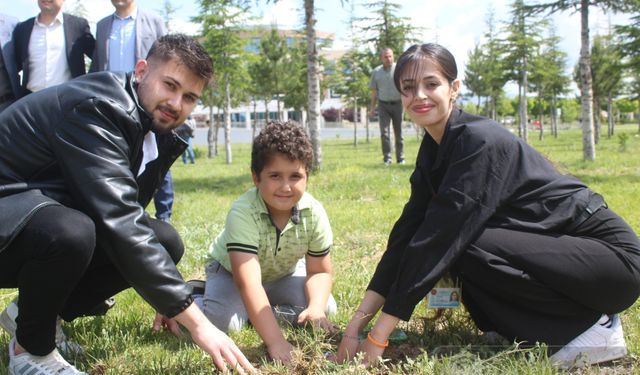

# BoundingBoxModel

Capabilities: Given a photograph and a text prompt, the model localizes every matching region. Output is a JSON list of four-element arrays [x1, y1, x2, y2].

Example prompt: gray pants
[[378, 100, 404, 163], [198, 259, 337, 333]]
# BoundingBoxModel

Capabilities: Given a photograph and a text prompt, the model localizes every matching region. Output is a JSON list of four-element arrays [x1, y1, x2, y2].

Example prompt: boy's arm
[[229, 251, 294, 363], [297, 254, 335, 332]]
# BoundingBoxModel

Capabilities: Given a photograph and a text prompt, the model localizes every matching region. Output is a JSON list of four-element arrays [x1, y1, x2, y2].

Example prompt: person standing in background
[[11, 0, 94, 98], [0, 13, 19, 112], [91, 0, 174, 222], [369, 47, 404, 166]]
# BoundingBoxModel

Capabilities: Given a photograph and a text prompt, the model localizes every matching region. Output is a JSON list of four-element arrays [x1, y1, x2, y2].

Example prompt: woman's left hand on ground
[[356, 337, 385, 365], [153, 312, 183, 336], [297, 307, 337, 333]]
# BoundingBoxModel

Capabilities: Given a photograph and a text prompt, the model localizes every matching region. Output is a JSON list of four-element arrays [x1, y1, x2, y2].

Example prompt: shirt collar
[[251, 187, 311, 219], [35, 11, 63, 27], [113, 7, 138, 21]]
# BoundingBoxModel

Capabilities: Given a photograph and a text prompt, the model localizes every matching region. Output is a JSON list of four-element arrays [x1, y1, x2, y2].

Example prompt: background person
[[90, 0, 174, 222], [369, 47, 404, 165], [0, 13, 19, 112], [336, 43, 640, 369], [11, 0, 94, 98]]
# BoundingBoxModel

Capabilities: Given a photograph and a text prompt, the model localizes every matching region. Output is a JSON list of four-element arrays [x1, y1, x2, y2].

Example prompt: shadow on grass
[[173, 174, 252, 195]]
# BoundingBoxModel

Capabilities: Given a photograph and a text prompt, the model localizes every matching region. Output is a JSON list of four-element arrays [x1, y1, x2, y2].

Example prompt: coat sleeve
[[49, 97, 192, 317], [380, 128, 514, 320]]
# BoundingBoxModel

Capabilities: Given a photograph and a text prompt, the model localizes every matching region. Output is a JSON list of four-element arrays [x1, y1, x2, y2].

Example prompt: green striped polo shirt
[[209, 187, 332, 283]]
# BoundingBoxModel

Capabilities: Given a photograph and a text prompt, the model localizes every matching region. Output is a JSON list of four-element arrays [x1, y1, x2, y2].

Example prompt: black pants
[[451, 207, 640, 350], [0, 205, 184, 355]]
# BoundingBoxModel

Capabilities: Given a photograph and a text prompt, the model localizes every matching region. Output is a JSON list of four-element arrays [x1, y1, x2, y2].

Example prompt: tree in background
[[157, 0, 180, 32], [504, 0, 545, 142], [526, 0, 637, 160], [615, 5, 640, 132], [464, 43, 490, 115], [259, 27, 288, 120], [304, 0, 323, 170], [195, 0, 251, 164], [591, 33, 623, 141]]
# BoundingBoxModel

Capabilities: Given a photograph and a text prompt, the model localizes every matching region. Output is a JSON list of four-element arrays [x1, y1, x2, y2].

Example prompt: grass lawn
[[1, 125, 639, 374]]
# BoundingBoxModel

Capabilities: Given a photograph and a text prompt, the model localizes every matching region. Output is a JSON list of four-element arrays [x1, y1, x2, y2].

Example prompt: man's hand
[[297, 307, 336, 333], [175, 303, 255, 373], [153, 312, 183, 336], [266, 339, 294, 365]]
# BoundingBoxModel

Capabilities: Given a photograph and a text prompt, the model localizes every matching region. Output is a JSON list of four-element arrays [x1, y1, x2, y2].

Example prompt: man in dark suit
[[0, 13, 19, 112], [11, 0, 94, 98]]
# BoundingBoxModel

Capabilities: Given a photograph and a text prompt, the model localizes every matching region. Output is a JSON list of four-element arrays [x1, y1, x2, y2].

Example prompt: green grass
[[1, 125, 640, 374]]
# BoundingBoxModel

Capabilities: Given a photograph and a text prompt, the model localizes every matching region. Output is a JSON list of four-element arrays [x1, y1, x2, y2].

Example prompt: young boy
[[195, 121, 337, 364]]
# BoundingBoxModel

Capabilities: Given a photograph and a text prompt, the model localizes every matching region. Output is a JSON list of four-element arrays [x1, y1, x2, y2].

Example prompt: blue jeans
[[154, 171, 173, 220], [182, 137, 195, 164]]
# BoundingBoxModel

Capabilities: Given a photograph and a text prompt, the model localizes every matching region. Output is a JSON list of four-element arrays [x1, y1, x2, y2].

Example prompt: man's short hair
[[146, 34, 213, 83], [251, 121, 314, 176]]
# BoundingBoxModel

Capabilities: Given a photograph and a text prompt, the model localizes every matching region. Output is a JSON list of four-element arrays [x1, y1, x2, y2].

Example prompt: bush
[[321, 107, 340, 122]]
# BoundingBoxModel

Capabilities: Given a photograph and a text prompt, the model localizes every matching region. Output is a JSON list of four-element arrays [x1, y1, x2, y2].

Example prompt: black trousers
[[451, 207, 640, 350], [0, 205, 184, 355]]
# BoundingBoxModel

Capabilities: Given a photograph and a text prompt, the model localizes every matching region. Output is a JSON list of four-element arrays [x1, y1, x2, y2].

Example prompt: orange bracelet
[[367, 332, 389, 348]]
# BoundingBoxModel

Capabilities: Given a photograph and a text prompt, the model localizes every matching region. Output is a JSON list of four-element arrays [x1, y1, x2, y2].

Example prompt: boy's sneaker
[[0, 300, 84, 356], [550, 314, 627, 369], [187, 279, 206, 297], [8, 338, 87, 375]]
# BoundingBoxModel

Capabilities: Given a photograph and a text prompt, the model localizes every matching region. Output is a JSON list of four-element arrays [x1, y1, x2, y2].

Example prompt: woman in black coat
[[335, 43, 640, 369]]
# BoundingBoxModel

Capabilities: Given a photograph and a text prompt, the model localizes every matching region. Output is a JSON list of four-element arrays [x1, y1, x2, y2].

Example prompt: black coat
[[0, 71, 190, 317]]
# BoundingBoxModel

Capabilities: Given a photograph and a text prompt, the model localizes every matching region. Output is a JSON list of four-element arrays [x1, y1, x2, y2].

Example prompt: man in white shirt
[[11, 0, 94, 97]]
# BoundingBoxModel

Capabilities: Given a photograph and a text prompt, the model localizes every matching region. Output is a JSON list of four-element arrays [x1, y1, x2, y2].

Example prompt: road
[[192, 126, 419, 145]]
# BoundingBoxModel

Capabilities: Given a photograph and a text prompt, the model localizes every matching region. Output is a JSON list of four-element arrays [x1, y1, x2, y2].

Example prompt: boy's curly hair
[[251, 121, 314, 176]]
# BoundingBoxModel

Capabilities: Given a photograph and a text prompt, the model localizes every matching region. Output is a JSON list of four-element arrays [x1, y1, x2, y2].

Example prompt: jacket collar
[[126, 72, 154, 134]]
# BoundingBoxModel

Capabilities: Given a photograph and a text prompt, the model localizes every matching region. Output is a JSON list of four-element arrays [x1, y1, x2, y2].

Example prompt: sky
[[10, 0, 630, 96]]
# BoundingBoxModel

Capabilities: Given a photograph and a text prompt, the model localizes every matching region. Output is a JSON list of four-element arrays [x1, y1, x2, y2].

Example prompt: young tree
[[259, 27, 288, 119], [157, 0, 180, 32], [358, 0, 416, 59], [591, 33, 623, 140], [464, 43, 490, 115], [525, 0, 636, 160], [304, 0, 323, 170], [195, 0, 251, 164], [615, 7, 640, 132], [503, 0, 545, 142]]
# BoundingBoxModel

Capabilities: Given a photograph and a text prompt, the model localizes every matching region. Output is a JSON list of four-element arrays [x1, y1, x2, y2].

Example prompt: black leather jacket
[[0, 72, 191, 317]]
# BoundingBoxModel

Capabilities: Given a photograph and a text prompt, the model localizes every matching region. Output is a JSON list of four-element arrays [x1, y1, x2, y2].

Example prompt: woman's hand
[[356, 335, 386, 365], [267, 339, 295, 365], [297, 307, 337, 333], [334, 332, 360, 363]]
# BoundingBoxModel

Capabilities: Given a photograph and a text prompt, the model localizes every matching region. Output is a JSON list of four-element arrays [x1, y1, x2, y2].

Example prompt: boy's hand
[[297, 307, 337, 333], [267, 339, 294, 365]]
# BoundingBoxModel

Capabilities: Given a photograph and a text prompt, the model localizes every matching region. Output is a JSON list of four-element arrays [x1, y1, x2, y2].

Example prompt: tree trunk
[[353, 100, 358, 147], [538, 90, 543, 141], [224, 74, 232, 164], [607, 92, 613, 138], [521, 55, 528, 143], [550, 95, 558, 138], [579, 0, 595, 160], [365, 106, 370, 143], [593, 96, 600, 144], [252, 99, 258, 140], [208, 105, 215, 157], [264, 98, 270, 125], [214, 108, 221, 156], [305, 0, 322, 170]]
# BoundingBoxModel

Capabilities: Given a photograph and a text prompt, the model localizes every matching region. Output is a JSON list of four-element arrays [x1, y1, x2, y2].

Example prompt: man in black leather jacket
[[0, 34, 254, 374]]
